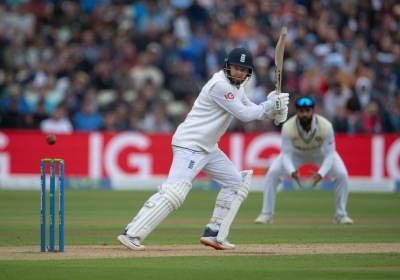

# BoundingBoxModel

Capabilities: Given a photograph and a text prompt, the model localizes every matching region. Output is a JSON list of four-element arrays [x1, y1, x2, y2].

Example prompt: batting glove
[[260, 92, 289, 120], [270, 93, 289, 111], [274, 107, 288, 124], [267, 90, 277, 100]]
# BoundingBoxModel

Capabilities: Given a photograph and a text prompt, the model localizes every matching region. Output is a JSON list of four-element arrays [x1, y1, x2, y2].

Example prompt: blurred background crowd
[[0, 0, 399, 134]]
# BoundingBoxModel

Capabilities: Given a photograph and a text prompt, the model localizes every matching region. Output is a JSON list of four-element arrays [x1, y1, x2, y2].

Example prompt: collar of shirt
[[296, 115, 317, 139]]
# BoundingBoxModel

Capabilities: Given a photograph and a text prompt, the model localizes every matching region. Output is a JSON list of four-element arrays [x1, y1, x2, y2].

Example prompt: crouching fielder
[[254, 97, 354, 225], [117, 47, 290, 251]]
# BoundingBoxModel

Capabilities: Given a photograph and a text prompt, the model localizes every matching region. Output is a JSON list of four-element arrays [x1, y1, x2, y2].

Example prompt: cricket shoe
[[199, 227, 235, 250], [117, 230, 145, 251], [254, 213, 273, 224], [333, 215, 354, 225]]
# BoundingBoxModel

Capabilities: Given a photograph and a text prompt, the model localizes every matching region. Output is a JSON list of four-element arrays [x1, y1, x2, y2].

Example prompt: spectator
[[114, 102, 129, 130], [332, 106, 349, 133], [388, 102, 400, 132], [172, 8, 191, 45], [203, 36, 228, 79], [73, 98, 103, 131], [136, 1, 167, 35], [80, 30, 100, 66], [323, 82, 352, 120], [186, 0, 208, 29], [130, 52, 164, 91], [127, 111, 142, 131], [34, 100, 48, 126], [0, 0, 399, 135], [101, 110, 119, 131], [355, 101, 382, 134], [91, 61, 115, 90], [354, 76, 372, 110], [168, 60, 203, 101], [21, 112, 38, 129], [0, 99, 23, 128], [40, 105, 73, 134], [139, 102, 173, 133]]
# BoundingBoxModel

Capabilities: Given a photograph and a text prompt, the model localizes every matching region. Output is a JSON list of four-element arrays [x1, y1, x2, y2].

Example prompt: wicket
[[40, 158, 65, 252]]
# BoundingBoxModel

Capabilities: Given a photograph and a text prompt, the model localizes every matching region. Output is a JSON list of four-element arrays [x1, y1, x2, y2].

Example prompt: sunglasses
[[296, 97, 314, 107]]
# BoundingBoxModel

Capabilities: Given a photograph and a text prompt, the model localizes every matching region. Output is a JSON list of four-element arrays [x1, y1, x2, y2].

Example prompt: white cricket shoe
[[333, 215, 354, 225], [117, 233, 145, 251], [199, 227, 235, 250], [254, 213, 273, 224], [200, 236, 235, 250]]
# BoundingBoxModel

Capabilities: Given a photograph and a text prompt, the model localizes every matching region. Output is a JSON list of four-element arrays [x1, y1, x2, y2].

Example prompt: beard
[[299, 116, 312, 127]]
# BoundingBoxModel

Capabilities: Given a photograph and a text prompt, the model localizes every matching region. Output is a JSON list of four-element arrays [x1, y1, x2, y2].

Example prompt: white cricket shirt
[[172, 70, 270, 153]]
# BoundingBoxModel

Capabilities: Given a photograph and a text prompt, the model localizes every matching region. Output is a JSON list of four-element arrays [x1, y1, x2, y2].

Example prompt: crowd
[[0, 0, 399, 134]]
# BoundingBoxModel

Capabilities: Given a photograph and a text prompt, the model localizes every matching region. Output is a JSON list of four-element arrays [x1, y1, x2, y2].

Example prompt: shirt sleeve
[[208, 82, 265, 122], [281, 129, 296, 175], [241, 93, 258, 108], [317, 128, 336, 177]]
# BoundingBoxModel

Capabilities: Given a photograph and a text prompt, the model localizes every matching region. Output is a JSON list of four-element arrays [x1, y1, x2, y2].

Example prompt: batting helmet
[[224, 47, 254, 86]]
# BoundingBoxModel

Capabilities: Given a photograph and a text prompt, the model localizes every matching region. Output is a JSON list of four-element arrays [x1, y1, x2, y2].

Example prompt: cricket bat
[[274, 27, 287, 125]]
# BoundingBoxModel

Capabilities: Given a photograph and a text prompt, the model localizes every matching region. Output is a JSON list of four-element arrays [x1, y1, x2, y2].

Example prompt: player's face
[[229, 65, 249, 84], [296, 107, 313, 127]]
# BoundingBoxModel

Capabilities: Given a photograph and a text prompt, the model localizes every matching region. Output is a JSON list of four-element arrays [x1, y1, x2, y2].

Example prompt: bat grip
[[274, 90, 281, 126]]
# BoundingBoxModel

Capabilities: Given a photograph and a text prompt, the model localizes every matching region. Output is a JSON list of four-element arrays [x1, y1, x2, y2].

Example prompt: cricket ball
[[46, 134, 57, 145]]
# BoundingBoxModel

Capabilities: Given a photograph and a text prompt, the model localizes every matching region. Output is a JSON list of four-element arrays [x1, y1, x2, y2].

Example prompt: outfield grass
[[0, 190, 399, 279], [1, 254, 399, 280]]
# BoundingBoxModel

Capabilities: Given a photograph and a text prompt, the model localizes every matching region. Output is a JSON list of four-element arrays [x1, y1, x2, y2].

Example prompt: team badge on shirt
[[188, 160, 195, 169]]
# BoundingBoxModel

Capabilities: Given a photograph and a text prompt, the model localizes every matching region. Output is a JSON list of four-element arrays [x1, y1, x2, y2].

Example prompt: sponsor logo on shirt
[[224, 92, 235, 100], [294, 144, 322, 151]]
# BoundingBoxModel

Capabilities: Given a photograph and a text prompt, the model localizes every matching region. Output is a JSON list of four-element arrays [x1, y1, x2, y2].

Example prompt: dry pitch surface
[[1, 243, 400, 261]]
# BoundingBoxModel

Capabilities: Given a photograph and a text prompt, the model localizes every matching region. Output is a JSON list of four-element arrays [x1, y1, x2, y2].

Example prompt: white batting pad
[[216, 170, 252, 243], [126, 180, 192, 241]]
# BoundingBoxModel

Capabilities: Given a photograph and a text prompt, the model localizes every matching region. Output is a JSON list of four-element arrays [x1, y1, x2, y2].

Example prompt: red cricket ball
[[46, 134, 57, 145]]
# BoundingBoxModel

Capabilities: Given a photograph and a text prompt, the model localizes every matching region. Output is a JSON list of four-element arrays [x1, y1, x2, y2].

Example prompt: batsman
[[255, 97, 354, 225], [117, 47, 290, 250]]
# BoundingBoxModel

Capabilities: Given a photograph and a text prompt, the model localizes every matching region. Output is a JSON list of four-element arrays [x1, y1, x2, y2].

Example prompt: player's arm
[[209, 82, 265, 121], [241, 93, 259, 108], [209, 82, 288, 122], [317, 128, 336, 177]]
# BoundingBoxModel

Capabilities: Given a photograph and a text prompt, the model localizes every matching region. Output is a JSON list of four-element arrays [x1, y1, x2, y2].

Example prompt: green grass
[[1, 254, 399, 280], [1, 190, 400, 279]]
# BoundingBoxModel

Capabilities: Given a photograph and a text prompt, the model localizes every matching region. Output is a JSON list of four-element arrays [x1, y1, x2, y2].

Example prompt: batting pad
[[216, 170, 252, 243], [126, 180, 192, 241]]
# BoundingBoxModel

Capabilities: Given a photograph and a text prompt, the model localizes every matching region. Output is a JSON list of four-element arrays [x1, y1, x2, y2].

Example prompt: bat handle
[[274, 90, 281, 126]]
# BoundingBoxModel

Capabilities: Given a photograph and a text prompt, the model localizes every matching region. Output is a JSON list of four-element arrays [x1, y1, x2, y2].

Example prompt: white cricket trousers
[[261, 151, 350, 216], [126, 146, 243, 232]]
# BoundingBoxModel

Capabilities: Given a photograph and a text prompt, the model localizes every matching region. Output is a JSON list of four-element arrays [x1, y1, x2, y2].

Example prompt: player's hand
[[267, 90, 277, 100], [274, 107, 288, 124], [261, 92, 289, 120], [270, 93, 289, 111], [309, 171, 322, 187], [291, 170, 302, 188]]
